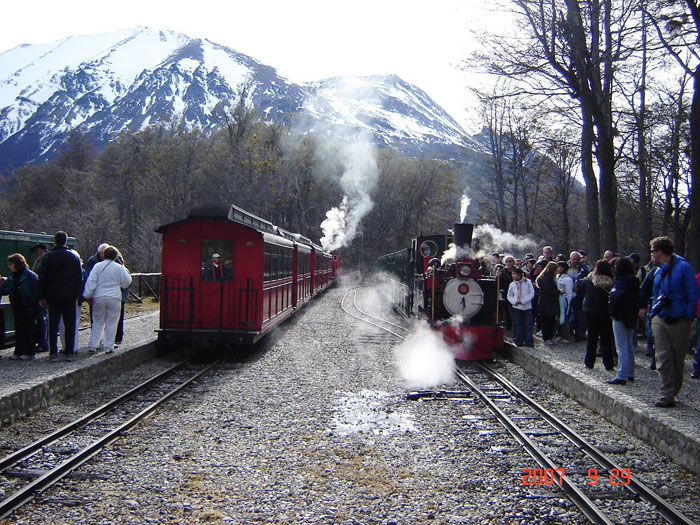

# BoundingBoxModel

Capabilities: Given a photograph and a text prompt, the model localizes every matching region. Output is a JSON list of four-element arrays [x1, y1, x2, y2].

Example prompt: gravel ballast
[[3, 284, 700, 524]]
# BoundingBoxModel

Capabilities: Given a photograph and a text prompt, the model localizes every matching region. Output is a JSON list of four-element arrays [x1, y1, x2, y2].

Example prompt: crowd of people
[[484, 237, 700, 408], [0, 232, 131, 363]]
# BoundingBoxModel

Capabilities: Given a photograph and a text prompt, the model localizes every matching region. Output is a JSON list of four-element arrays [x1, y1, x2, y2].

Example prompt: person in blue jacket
[[639, 237, 699, 407], [0, 253, 40, 360]]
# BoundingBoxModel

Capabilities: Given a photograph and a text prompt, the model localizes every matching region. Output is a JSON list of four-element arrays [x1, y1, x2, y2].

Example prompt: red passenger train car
[[156, 204, 335, 347]]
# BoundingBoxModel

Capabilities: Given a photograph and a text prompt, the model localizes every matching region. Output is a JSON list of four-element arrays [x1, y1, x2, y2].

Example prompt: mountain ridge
[[0, 27, 482, 173]]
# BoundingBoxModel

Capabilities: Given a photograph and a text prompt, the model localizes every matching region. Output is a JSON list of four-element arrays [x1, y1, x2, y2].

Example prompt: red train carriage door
[[161, 275, 194, 330], [199, 239, 235, 329]]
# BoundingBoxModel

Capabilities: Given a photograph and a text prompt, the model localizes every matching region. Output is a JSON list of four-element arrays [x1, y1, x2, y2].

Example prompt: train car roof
[[262, 232, 295, 248], [156, 204, 276, 235], [0, 230, 77, 245], [311, 242, 332, 256], [293, 233, 313, 246]]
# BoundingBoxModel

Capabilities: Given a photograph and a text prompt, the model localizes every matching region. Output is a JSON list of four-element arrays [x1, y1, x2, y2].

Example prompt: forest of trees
[[469, 0, 700, 269], [0, 106, 460, 272], [2, 1, 699, 272]]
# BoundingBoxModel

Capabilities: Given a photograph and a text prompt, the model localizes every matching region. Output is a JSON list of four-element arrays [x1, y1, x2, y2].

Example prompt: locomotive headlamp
[[458, 264, 471, 277]]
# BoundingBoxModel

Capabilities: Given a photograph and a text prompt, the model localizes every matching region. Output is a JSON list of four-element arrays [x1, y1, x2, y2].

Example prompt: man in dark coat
[[38, 231, 83, 362]]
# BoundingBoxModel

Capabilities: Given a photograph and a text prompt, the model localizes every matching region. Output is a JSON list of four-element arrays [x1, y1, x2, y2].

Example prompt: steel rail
[[340, 287, 407, 340], [0, 358, 222, 519], [455, 367, 614, 525], [352, 288, 410, 333], [0, 359, 192, 472], [342, 286, 693, 524], [473, 361, 695, 525]]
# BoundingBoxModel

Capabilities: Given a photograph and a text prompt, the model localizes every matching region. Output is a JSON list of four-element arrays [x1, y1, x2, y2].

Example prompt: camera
[[650, 294, 671, 316]]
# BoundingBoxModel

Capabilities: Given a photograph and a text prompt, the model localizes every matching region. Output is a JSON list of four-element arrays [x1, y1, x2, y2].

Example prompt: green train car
[[0, 230, 77, 348], [376, 247, 413, 315]]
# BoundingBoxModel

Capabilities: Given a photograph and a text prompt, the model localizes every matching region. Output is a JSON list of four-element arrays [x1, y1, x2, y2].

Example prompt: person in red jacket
[[692, 273, 700, 379]]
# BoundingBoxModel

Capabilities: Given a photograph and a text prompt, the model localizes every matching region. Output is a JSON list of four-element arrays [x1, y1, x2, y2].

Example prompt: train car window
[[201, 239, 233, 282], [272, 247, 279, 280], [264, 250, 271, 282]]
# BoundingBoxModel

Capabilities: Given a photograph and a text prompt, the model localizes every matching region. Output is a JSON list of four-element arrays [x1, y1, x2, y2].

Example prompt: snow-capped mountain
[[0, 27, 476, 173]]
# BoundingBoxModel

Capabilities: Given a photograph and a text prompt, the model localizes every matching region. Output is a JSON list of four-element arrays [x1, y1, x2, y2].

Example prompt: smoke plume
[[320, 136, 379, 251], [440, 242, 473, 265], [473, 224, 538, 257], [460, 194, 471, 223]]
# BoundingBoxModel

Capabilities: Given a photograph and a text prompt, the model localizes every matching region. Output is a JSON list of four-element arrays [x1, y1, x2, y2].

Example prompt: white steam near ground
[[392, 324, 456, 388], [319, 135, 379, 251], [373, 273, 457, 388]]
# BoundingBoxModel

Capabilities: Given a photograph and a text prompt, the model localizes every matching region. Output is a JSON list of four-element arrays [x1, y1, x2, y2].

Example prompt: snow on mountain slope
[[0, 27, 480, 173], [304, 75, 468, 147], [0, 29, 191, 136]]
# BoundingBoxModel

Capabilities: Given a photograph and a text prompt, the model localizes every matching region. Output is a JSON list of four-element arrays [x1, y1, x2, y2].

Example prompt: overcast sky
[[0, 0, 506, 132]]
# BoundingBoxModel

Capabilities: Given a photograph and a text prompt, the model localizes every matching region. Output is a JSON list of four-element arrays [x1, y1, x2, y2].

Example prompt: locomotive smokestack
[[453, 223, 474, 248]]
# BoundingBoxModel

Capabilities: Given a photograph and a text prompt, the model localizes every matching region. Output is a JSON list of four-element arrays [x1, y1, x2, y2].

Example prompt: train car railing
[[238, 278, 259, 332], [161, 275, 194, 329], [218, 278, 260, 332], [162, 276, 260, 334]]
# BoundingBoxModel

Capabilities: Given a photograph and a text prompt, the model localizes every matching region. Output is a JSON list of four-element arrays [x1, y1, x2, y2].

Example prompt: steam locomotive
[[376, 223, 503, 360]]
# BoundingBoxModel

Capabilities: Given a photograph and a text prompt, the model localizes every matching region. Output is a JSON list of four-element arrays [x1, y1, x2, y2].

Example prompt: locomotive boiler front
[[443, 278, 484, 318], [442, 223, 484, 320]]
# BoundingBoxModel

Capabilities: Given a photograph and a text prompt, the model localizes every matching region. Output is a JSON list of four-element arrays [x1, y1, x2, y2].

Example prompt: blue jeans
[[512, 308, 533, 346], [37, 306, 49, 351], [613, 320, 636, 380]]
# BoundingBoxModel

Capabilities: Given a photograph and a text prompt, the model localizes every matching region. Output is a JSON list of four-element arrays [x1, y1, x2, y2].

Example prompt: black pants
[[584, 312, 615, 369], [541, 315, 556, 341], [115, 301, 125, 343], [48, 299, 77, 355], [12, 305, 35, 356]]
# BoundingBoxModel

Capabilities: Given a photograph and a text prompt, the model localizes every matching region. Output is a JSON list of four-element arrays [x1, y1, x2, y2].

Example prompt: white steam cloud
[[440, 242, 473, 265], [320, 137, 379, 251], [394, 323, 456, 388], [460, 194, 471, 223], [473, 224, 538, 257]]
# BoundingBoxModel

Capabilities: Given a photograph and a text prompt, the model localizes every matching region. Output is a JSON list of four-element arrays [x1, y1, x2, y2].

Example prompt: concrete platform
[[498, 336, 700, 476], [0, 311, 160, 428]]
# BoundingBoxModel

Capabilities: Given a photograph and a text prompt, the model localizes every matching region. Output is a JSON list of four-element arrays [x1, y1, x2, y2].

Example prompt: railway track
[[340, 286, 410, 340], [342, 285, 695, 525], [0, 357, 222, 519]]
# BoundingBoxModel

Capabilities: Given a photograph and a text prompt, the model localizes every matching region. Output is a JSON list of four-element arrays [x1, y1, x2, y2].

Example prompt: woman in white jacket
[[83, 246, 132, 354], [507, 268, 535, 347]]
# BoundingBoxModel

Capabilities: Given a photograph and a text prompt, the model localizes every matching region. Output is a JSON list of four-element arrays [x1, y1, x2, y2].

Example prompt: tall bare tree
[[471, 0, 641, 255], [645, 0, 700, 266]]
